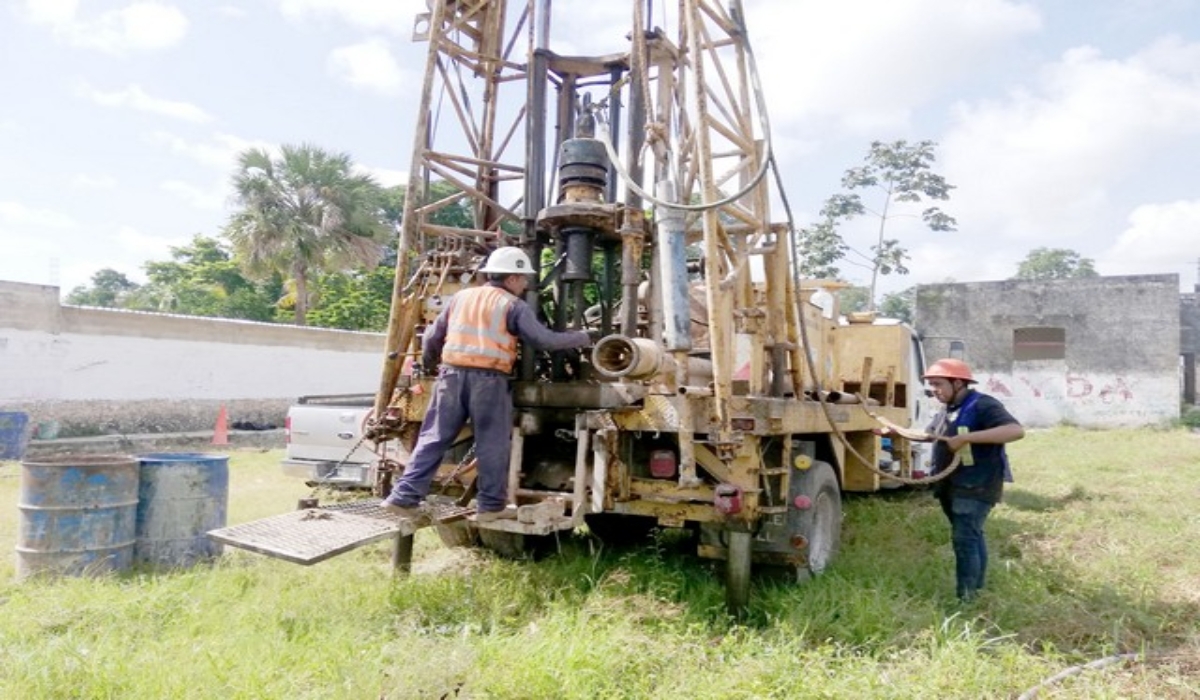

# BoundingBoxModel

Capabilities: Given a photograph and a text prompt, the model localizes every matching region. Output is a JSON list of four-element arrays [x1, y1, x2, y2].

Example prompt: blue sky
[[2, 0, 1198, 298]]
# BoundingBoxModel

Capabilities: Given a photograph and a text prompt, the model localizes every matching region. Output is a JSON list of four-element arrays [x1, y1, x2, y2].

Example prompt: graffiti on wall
[[977, 369, 1175, 428], [987, 373, 1136, 403]]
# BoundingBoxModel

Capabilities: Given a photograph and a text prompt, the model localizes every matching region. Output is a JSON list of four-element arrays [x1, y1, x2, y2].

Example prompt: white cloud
[[747, 0, 1042, 133], [114, 224, 186, 259], [161, 180, 226, 210], [216, 6, 247, 19], [941, 37, 1200, 249], [327, 39, 407, 95], [25, 1, 188, 54], [78, 83, 212, 123], [0, 224, 62, 287], [1102, 200, 1200, 285], [58, 259, 116, 291], [150, 131, 271, 170], [0, 201, 77, 229], [23, 0, 77, 25], [71, 174, 118, 190], [276, 0, 420, 32], [549, 5, 629, 55], [359, 165, 407, 188], [49, 225, 193, 287]]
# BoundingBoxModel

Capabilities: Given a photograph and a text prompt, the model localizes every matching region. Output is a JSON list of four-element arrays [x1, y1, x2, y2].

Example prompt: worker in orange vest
[[381, 247, 593, 522]]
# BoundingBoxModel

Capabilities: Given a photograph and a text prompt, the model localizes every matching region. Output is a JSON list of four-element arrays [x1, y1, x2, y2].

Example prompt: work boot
[[380, 501, 423, 519], [474, 507, 517, 523]]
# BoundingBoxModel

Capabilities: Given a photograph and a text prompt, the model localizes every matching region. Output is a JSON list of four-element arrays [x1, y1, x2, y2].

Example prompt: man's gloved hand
[[586, 329, 604, 345]]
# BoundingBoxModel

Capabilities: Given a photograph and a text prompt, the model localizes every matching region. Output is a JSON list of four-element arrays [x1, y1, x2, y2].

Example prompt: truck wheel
[[583, 513, 657, 546], [725, 529, 753, 612], [792, 460, 841, 578]]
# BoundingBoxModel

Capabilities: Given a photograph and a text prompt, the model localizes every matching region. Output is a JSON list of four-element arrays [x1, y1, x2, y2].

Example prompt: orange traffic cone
[[212, 405, 229, 445]]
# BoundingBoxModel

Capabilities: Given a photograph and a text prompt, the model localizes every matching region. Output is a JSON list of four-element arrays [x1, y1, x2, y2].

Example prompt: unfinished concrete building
[[915, 274, 1181, 428]]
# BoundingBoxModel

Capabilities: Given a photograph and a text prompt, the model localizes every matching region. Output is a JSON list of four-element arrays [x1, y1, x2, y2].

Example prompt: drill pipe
[[591, 334, 713, 384]]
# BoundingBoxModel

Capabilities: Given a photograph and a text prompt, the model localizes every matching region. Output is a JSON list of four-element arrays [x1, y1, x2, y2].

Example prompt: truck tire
[[792, 460, 842, 578]]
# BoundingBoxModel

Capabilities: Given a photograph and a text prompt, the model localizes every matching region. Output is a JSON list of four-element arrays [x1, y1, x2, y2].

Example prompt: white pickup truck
[[281, 394, 401, 489]]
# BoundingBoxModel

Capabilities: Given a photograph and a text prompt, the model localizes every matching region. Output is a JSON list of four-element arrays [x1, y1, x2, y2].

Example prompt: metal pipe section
[[520, 1, 552, 382], [601, 243, 617, 332], [591, 334, 714, 384], [619, 219, 643, 336], [563, 227, 594, 282], [592, 335, 669, 379], [770, 345, 789, 397], [654, 180, 691, 353], [606, 65, 623, 200]]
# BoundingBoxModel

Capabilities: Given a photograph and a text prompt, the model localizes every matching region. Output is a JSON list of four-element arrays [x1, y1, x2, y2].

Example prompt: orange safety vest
[[441, 285, 519, 372]]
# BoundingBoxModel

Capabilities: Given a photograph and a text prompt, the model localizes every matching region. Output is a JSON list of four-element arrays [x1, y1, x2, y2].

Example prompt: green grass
[[1, 430, 1198, 698]]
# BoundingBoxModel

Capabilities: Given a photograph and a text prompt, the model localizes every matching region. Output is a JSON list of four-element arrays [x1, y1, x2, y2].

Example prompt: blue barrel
[[0, 412, 32, 460], [17, 455, 139, 579], [135, 453, 229, 568]]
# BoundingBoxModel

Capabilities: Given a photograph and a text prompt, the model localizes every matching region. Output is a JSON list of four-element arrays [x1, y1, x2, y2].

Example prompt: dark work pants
[[385, 367, 513, 513], [939, 496, 993, 600]]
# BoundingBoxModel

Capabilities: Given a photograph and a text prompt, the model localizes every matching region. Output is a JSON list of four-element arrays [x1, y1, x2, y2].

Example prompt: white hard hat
[[479, 246, 535, 275]]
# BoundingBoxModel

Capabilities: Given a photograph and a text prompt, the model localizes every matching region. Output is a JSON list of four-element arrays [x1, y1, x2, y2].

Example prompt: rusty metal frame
[[369, 1, 924, 551]]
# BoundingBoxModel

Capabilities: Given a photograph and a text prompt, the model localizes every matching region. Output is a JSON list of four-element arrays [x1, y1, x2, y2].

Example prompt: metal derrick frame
[[378, 2, 796, 393], [373, 0, 884, 531]]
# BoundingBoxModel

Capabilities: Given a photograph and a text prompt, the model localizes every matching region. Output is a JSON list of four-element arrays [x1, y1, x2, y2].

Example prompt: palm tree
[[224, 143, 390, 325]]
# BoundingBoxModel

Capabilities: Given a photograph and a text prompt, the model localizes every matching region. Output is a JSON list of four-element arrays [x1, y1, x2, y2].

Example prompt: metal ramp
[[208, 499, 474, 566]]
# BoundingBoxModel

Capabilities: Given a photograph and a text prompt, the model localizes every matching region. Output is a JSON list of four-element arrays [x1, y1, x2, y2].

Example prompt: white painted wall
[[976, 363, 1178, 429], [0, 327, 383, 401], [0, 280, 387, 434]]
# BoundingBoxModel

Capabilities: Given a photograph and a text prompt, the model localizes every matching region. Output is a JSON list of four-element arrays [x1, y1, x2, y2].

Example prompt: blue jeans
[[385, 367, 513, 513], [939, 496, 993, 600]]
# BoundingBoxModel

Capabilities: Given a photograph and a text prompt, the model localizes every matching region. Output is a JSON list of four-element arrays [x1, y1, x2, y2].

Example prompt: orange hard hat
[[923, 358, 976, 383]]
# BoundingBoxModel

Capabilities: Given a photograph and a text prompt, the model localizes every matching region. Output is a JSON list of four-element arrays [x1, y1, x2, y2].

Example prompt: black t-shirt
[[929, 390, 1020, 504]]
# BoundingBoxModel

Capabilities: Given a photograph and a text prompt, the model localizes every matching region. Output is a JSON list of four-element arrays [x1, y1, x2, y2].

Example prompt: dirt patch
[[414, 547, 491, 576]]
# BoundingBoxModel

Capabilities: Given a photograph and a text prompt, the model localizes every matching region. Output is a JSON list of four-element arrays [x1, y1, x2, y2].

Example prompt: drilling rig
[[237, 0, 932, 610]]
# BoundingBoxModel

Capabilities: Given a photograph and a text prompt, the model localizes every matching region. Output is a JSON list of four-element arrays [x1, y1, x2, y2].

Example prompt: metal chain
[[439, 443, 477, 494], [308, 433, 371, 499]]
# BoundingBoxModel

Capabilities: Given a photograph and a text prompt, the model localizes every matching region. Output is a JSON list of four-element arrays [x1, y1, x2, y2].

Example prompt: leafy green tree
[[832, 285, 914, 322], [224, 143, 390, 325], [835, 286, 871, 315], [130, 235, 281, 320], [305, 266, 394, 331], [1013, 247, 1098, 280], [795, 220, 847, 280], [878, 287, 915, 324], [799, 140, 956, 310], [66, 269, 140, 307], [304, 180, 479, 327]]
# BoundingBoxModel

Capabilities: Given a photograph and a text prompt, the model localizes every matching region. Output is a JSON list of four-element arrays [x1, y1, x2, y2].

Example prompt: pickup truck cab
[[281, 394, 400, 488]]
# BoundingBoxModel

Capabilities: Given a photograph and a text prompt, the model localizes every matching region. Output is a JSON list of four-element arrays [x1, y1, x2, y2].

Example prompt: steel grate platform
[[207, 499, 475, 565], [322, 499, 474, 523]]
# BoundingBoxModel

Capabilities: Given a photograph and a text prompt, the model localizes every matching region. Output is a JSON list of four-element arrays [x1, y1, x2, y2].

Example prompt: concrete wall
[[1181, 290, 1199, 404], [915, 275, 1181, 428], [0, 281, 386, 436]]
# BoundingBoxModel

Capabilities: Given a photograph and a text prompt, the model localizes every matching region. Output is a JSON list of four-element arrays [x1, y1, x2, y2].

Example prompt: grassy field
[[0, 428, 1197, 699]]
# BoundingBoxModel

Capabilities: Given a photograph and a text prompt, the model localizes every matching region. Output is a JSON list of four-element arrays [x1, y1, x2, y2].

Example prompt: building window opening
[[1013, 327, 1066, 361]]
